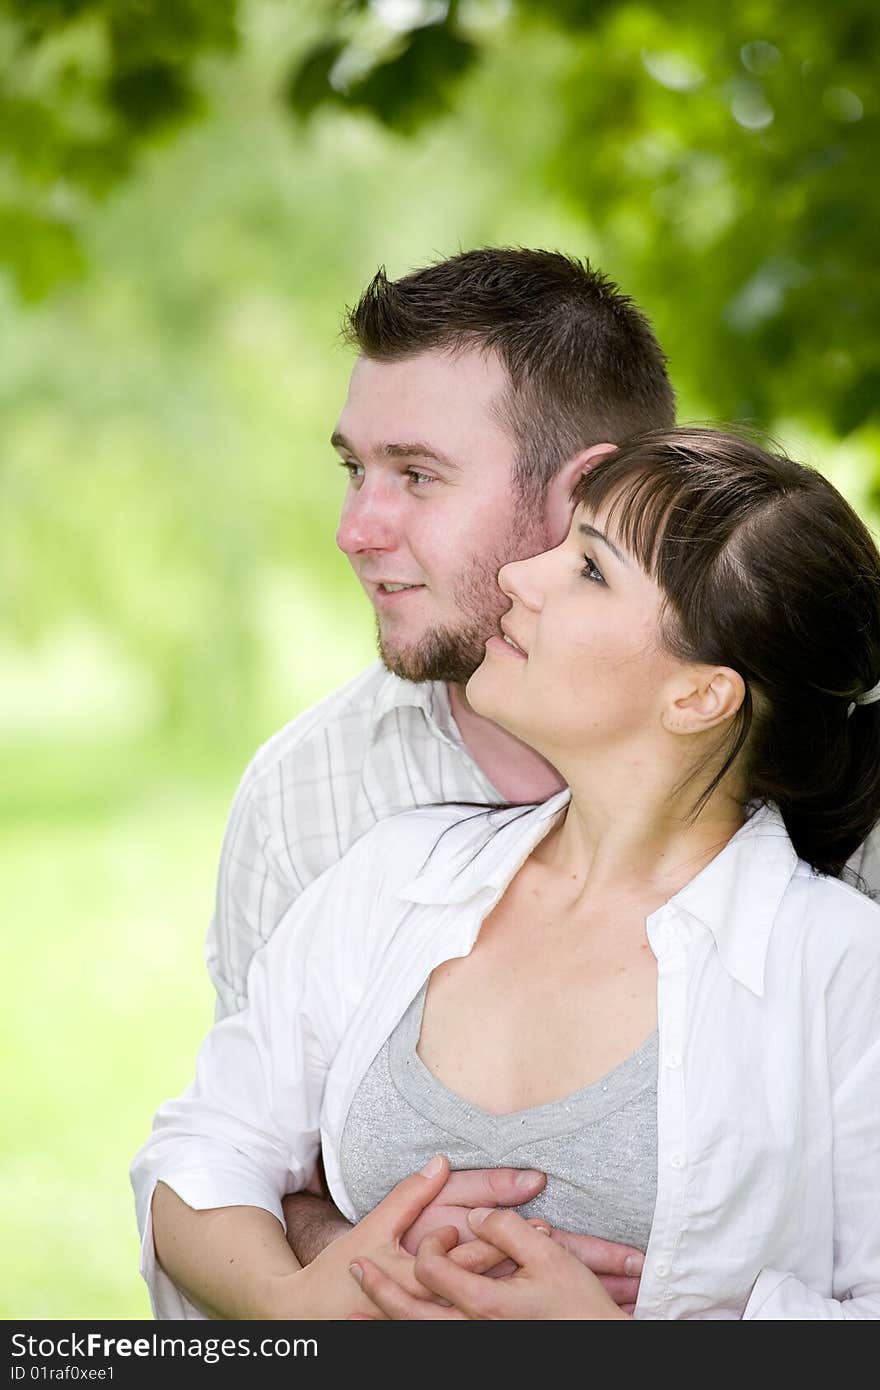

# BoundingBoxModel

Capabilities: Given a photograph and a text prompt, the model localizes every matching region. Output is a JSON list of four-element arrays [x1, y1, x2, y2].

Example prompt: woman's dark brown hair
[[573, 427, 880, 877]]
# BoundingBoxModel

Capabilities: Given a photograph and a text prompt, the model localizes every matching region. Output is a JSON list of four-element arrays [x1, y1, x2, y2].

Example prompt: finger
[[448, 1241, 516, 1278], [414, 1234, 526, 1318], [363, 1154, 451, 1242], [596, 1275, 641, 1307], [439, 1166, 546, 1208], [465, 1207, 557, 1268], [426, 1231, 508, 1275], [549, 1228, 645, 1278], [414, 1225, 511, 1278], [352, 1257, 465, 1321]]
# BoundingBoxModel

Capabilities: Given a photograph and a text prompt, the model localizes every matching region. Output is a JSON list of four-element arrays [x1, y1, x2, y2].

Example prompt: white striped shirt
[[207, 662, 502, 1019]]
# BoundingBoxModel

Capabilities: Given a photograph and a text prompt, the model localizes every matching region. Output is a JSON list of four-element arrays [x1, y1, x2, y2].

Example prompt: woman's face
[[466, 503, 686, 762]]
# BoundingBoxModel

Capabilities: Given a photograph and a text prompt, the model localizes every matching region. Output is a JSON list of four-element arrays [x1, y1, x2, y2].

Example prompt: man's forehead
[[333, 349, 515, 461]]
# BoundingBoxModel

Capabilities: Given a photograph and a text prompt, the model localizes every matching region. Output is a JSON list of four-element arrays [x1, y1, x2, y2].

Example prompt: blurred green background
[[2, 0, 878, 1317]]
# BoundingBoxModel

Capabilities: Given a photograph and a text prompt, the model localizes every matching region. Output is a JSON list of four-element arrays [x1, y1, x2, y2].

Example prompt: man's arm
[[282, 1193, 353, 1265]]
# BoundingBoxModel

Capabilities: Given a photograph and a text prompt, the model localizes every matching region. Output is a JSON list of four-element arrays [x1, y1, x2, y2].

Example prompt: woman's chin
[[465, 666, 519, 733], [464, 662, 493, 714]]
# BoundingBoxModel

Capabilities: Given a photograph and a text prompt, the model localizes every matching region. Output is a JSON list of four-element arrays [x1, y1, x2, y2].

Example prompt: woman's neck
[[534, 750, 746, 908]]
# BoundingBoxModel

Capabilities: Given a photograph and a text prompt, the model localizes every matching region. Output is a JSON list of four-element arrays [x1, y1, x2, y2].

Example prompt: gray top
[[339, 980, 659, 1250]]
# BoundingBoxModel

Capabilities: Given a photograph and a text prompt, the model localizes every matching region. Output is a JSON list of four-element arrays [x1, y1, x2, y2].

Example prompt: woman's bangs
[[572, 461, 690, 579]]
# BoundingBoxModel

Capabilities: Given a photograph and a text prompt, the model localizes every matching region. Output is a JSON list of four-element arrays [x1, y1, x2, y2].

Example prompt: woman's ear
[[662, 668, 746, 735]]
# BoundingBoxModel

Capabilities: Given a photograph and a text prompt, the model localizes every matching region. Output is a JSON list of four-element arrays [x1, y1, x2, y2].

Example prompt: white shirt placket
[[637, 906, 691, 1318]]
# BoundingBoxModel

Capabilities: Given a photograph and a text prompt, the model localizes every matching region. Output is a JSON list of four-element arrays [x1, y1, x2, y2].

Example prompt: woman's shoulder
[[778, 858, 880, 971]]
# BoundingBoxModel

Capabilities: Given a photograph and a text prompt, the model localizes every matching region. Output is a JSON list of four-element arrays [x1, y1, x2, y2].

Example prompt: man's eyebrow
[[330, 431, 460, 472], [578, 522, 627, 565]]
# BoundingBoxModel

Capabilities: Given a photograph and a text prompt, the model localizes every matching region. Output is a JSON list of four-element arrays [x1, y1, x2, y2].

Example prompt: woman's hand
[[295, 1157, 513, 1319], [350, 1207, 633, 1320]]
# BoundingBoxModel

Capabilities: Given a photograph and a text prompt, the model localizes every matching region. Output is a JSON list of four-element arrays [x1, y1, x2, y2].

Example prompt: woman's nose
[[498, 554, 543, 611]]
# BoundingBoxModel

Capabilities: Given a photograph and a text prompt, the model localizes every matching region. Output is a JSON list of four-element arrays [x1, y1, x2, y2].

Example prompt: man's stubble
[[376, 503, 552, 686]]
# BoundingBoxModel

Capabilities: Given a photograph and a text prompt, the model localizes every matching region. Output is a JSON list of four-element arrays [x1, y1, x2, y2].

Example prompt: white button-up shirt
[[208, 662, 500, 1019], [132, 795, 880, 1320]]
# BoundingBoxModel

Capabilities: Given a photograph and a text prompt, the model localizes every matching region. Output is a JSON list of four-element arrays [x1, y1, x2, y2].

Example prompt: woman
[[132, 428, 880, 1320]]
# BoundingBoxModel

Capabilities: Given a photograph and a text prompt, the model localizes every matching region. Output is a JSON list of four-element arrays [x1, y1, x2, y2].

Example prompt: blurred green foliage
[[2, 0, 879, 747], [2, 0, 879, 1318], [291, 0, 880, 434]]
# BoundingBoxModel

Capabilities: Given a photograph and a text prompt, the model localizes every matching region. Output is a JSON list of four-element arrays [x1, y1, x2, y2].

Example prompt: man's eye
[[580, 555, 606, 584], [407, 469, 435, 486], [339, 460, 363, 482]]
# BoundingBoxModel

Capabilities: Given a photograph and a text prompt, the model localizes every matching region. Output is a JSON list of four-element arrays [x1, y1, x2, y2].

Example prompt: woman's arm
[[151, 1184, 305, 1320], [151, 1158, 511, 1321], [131, 830, 382, 1318]]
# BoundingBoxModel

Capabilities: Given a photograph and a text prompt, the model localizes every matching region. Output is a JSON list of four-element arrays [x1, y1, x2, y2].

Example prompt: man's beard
[[376, 511, 550, 685], [376, 605, 494, 685]]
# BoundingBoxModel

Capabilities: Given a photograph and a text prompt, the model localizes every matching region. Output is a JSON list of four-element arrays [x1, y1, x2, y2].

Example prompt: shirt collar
[[399, 790, 572, 906], [663, 802, 799, 997], [371, 670, 456, 740], [400, 795, 800, 998]]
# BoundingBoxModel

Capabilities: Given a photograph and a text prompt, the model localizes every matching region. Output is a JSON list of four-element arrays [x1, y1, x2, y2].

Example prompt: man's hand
[[547, 1227, 643, 1312], [351, 1209, 633, 1320], [399, 1166, 546, 1256]]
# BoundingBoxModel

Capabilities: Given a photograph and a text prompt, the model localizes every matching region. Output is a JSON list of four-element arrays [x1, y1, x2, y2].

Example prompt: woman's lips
[[485, 633, 527, 660]]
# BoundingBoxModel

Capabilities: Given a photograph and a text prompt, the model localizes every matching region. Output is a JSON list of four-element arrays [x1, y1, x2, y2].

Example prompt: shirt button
[[655, 1262, 670, 1278], [669, 1152, 685, 1169], [665, 1053, 681, 1069]]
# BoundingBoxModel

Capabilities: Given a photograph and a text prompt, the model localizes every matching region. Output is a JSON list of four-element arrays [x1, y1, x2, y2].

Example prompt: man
[[201, 247, 676, 1315]]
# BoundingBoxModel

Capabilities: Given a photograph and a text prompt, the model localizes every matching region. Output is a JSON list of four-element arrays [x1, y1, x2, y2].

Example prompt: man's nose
[[336, 482, 398, 555]]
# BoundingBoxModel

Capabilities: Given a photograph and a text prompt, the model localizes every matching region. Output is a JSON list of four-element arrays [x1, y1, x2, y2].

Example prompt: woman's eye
[[580, 555, 606, 584]]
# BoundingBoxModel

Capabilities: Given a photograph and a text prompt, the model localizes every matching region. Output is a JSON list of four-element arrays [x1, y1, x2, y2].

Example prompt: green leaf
[[284, 40, 346, 118], [346, 23, 478, 133], [0, 205, 85, 300], [106, 61, 197, 133]]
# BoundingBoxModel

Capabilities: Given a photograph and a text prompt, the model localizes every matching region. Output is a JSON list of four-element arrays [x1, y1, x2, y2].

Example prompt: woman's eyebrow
[[578, 521, 628, 565]]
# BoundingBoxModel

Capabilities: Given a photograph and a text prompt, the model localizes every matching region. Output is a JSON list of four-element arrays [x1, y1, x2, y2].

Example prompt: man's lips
[[366, 579, 427, 604]]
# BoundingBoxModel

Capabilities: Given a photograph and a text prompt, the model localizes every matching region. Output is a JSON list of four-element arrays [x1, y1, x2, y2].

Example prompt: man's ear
[[543, 443, 618, 542], [662, 668, 746, 735]]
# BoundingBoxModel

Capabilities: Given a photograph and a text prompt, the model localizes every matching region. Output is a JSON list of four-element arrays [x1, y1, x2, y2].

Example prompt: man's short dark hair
[[343, 247, 676, 506]]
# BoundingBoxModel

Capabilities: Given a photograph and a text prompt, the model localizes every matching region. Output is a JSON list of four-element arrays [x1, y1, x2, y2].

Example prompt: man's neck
[[447, 683, 566, 805]]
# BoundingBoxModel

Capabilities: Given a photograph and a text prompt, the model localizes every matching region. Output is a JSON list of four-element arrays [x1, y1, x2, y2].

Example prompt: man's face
[[333, 348, 557, 685]]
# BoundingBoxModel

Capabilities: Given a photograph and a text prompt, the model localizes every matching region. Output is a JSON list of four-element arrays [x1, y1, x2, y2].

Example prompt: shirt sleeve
[[743, 928, 880, 1321], [206, 758, 307, 1021], [131, 838, 376, 1320]]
